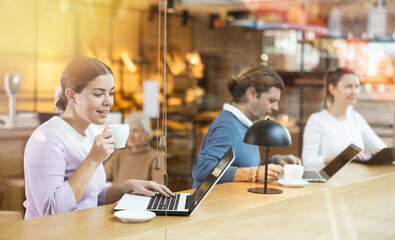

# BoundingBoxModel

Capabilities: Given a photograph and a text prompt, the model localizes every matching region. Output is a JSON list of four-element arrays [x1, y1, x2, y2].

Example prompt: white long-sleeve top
[[302, 107, 386, 168]]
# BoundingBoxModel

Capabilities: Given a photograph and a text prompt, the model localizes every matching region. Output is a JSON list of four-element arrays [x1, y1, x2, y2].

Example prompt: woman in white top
[[302, 68, 386, 168]]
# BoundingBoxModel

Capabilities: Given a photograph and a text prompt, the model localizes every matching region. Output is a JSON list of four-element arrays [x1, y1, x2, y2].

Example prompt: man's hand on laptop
[[273, 154, 302, 166], [127, 180, 175, 198]]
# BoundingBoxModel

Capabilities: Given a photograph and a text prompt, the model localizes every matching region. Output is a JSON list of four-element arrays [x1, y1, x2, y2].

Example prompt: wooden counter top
[[0, 163, 394, 239]]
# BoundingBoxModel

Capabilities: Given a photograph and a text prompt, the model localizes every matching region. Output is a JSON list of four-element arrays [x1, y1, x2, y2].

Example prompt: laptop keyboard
[[147, 193, 181, 211], [303, 171, 322, 179]]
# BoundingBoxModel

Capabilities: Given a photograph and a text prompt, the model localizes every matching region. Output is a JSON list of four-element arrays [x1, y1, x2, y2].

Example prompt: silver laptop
[[303, 144, 362, 182], [114, 146, 235, 216], [352, 147, 395, 165]]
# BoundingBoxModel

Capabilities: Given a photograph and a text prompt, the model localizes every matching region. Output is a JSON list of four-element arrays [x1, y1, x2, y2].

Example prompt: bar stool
[[0, 177, 26, 212]]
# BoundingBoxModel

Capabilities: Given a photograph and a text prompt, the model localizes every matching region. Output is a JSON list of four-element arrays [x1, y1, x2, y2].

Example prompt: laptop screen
[[188, 147, 235, 213], [369, 147, 395, 164], [320, 143, 362, 178]]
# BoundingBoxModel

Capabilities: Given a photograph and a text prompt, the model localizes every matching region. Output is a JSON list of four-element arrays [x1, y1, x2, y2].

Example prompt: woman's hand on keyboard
[[105, 179, 175, 204], [127, 180, 175, 198]]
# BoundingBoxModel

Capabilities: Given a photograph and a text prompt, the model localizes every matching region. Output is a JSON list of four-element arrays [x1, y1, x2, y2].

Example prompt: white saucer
[[114, 210, 156, 223], [278, 179, 309, 188]]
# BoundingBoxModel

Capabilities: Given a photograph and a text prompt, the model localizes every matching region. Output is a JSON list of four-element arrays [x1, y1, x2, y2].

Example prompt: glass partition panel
[[0, 1, 394, 238]]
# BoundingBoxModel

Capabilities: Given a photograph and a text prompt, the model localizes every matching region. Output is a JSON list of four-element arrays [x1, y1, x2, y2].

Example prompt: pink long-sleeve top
[[23, 116, 107, 219]]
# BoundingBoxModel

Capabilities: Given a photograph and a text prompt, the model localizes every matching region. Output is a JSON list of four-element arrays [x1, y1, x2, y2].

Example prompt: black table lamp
[[243, 118, 292, 194]]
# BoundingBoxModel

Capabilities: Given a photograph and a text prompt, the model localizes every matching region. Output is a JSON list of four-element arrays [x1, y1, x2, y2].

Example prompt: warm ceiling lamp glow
[[186, 51, 204, 79], [166, 52, 186, 76], [186, 51, 201, 65], [190, 56, 198, 64], [121, 51, 137, 73]]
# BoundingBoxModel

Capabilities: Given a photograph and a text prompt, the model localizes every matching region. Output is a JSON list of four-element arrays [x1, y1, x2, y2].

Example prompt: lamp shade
[[243, 119, 292, 146]]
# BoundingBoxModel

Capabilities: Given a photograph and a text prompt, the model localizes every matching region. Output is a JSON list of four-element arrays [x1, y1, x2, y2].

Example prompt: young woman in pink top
[[23, 57, 173, 219]]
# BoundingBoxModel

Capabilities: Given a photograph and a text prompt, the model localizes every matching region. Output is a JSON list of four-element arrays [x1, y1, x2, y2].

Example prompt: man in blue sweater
[[192, 64, 301, 188]]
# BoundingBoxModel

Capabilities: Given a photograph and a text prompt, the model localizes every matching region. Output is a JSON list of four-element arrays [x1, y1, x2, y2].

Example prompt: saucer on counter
[[278, 179, 309, 188], [114, 210, 156, 223]]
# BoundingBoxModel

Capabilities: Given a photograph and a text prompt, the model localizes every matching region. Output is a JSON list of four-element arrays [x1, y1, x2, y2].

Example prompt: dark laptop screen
[[189, 147, 234, 213], [368, 148, 395, 164], [321, 144, 362, 178]]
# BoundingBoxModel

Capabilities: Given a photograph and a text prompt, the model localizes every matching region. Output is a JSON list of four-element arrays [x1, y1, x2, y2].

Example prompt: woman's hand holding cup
[[88, 126, 116, 164]]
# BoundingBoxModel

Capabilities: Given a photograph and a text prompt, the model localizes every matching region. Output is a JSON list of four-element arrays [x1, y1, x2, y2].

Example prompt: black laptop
[[353, 147, 395, 165], [114, 146, 235, 216], [303, 144, 362, 182]]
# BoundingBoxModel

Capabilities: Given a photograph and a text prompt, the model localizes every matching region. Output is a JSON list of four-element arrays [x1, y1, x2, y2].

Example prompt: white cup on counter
[[284, 164, 304, 183]]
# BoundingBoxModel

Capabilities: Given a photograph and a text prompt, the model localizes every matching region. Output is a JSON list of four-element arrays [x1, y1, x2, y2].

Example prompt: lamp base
[[247, 187, 283, 194]]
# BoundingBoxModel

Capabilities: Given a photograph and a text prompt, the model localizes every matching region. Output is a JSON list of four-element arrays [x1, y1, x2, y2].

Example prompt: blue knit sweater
[[192, 110, 260, 188]]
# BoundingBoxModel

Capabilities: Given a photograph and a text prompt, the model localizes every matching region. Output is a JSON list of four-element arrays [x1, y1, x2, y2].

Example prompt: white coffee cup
[[284, 164, 304, 183], [108, 124, 129, 149]]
